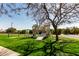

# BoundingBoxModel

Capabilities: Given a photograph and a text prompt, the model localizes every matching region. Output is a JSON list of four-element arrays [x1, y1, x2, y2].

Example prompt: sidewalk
[[0, 46, 20, 56]]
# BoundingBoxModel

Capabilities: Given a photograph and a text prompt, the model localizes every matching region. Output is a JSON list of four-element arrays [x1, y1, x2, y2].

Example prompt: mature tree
[[6, 27, 16, 33], [20, 30, 26, 34], [68, 27, 79, 34], [63, 28, 71, 34], [6, 27, 16, 37], [25, 3, 79, 41]]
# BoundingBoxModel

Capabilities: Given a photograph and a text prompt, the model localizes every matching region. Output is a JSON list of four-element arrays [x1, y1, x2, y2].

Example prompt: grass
[[0, 34, 45, 56], [0, 34, 79, 56], [43, 35, 79, 56], [58, 36, 79, 55]]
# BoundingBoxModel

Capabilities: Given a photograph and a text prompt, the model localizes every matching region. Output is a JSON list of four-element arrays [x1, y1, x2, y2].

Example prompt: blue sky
[[0, 14, 36, 30], [0, 3, 36, 30]]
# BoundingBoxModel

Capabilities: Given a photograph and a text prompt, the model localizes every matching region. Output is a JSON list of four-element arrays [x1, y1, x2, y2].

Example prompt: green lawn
[[59, 36, 79, 55], [0, 34, 45, 56], [0, 34, 79, 56]]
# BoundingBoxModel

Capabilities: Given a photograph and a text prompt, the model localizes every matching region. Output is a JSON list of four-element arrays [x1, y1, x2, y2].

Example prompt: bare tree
[[24, 3, 79, 41]]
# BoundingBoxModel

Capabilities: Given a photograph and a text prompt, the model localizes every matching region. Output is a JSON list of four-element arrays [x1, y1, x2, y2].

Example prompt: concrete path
[[36, 36, 45, 40], [0, 46, 20, 56], [61, 34, 79, 39]]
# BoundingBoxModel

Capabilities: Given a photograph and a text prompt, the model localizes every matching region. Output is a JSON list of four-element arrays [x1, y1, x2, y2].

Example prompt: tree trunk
[[56, 33, 58, 41], [18, 34, 19, 38], [50, 43, 53, 56], [8, 33, 10, 37], [55, 27, 59, 41]]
